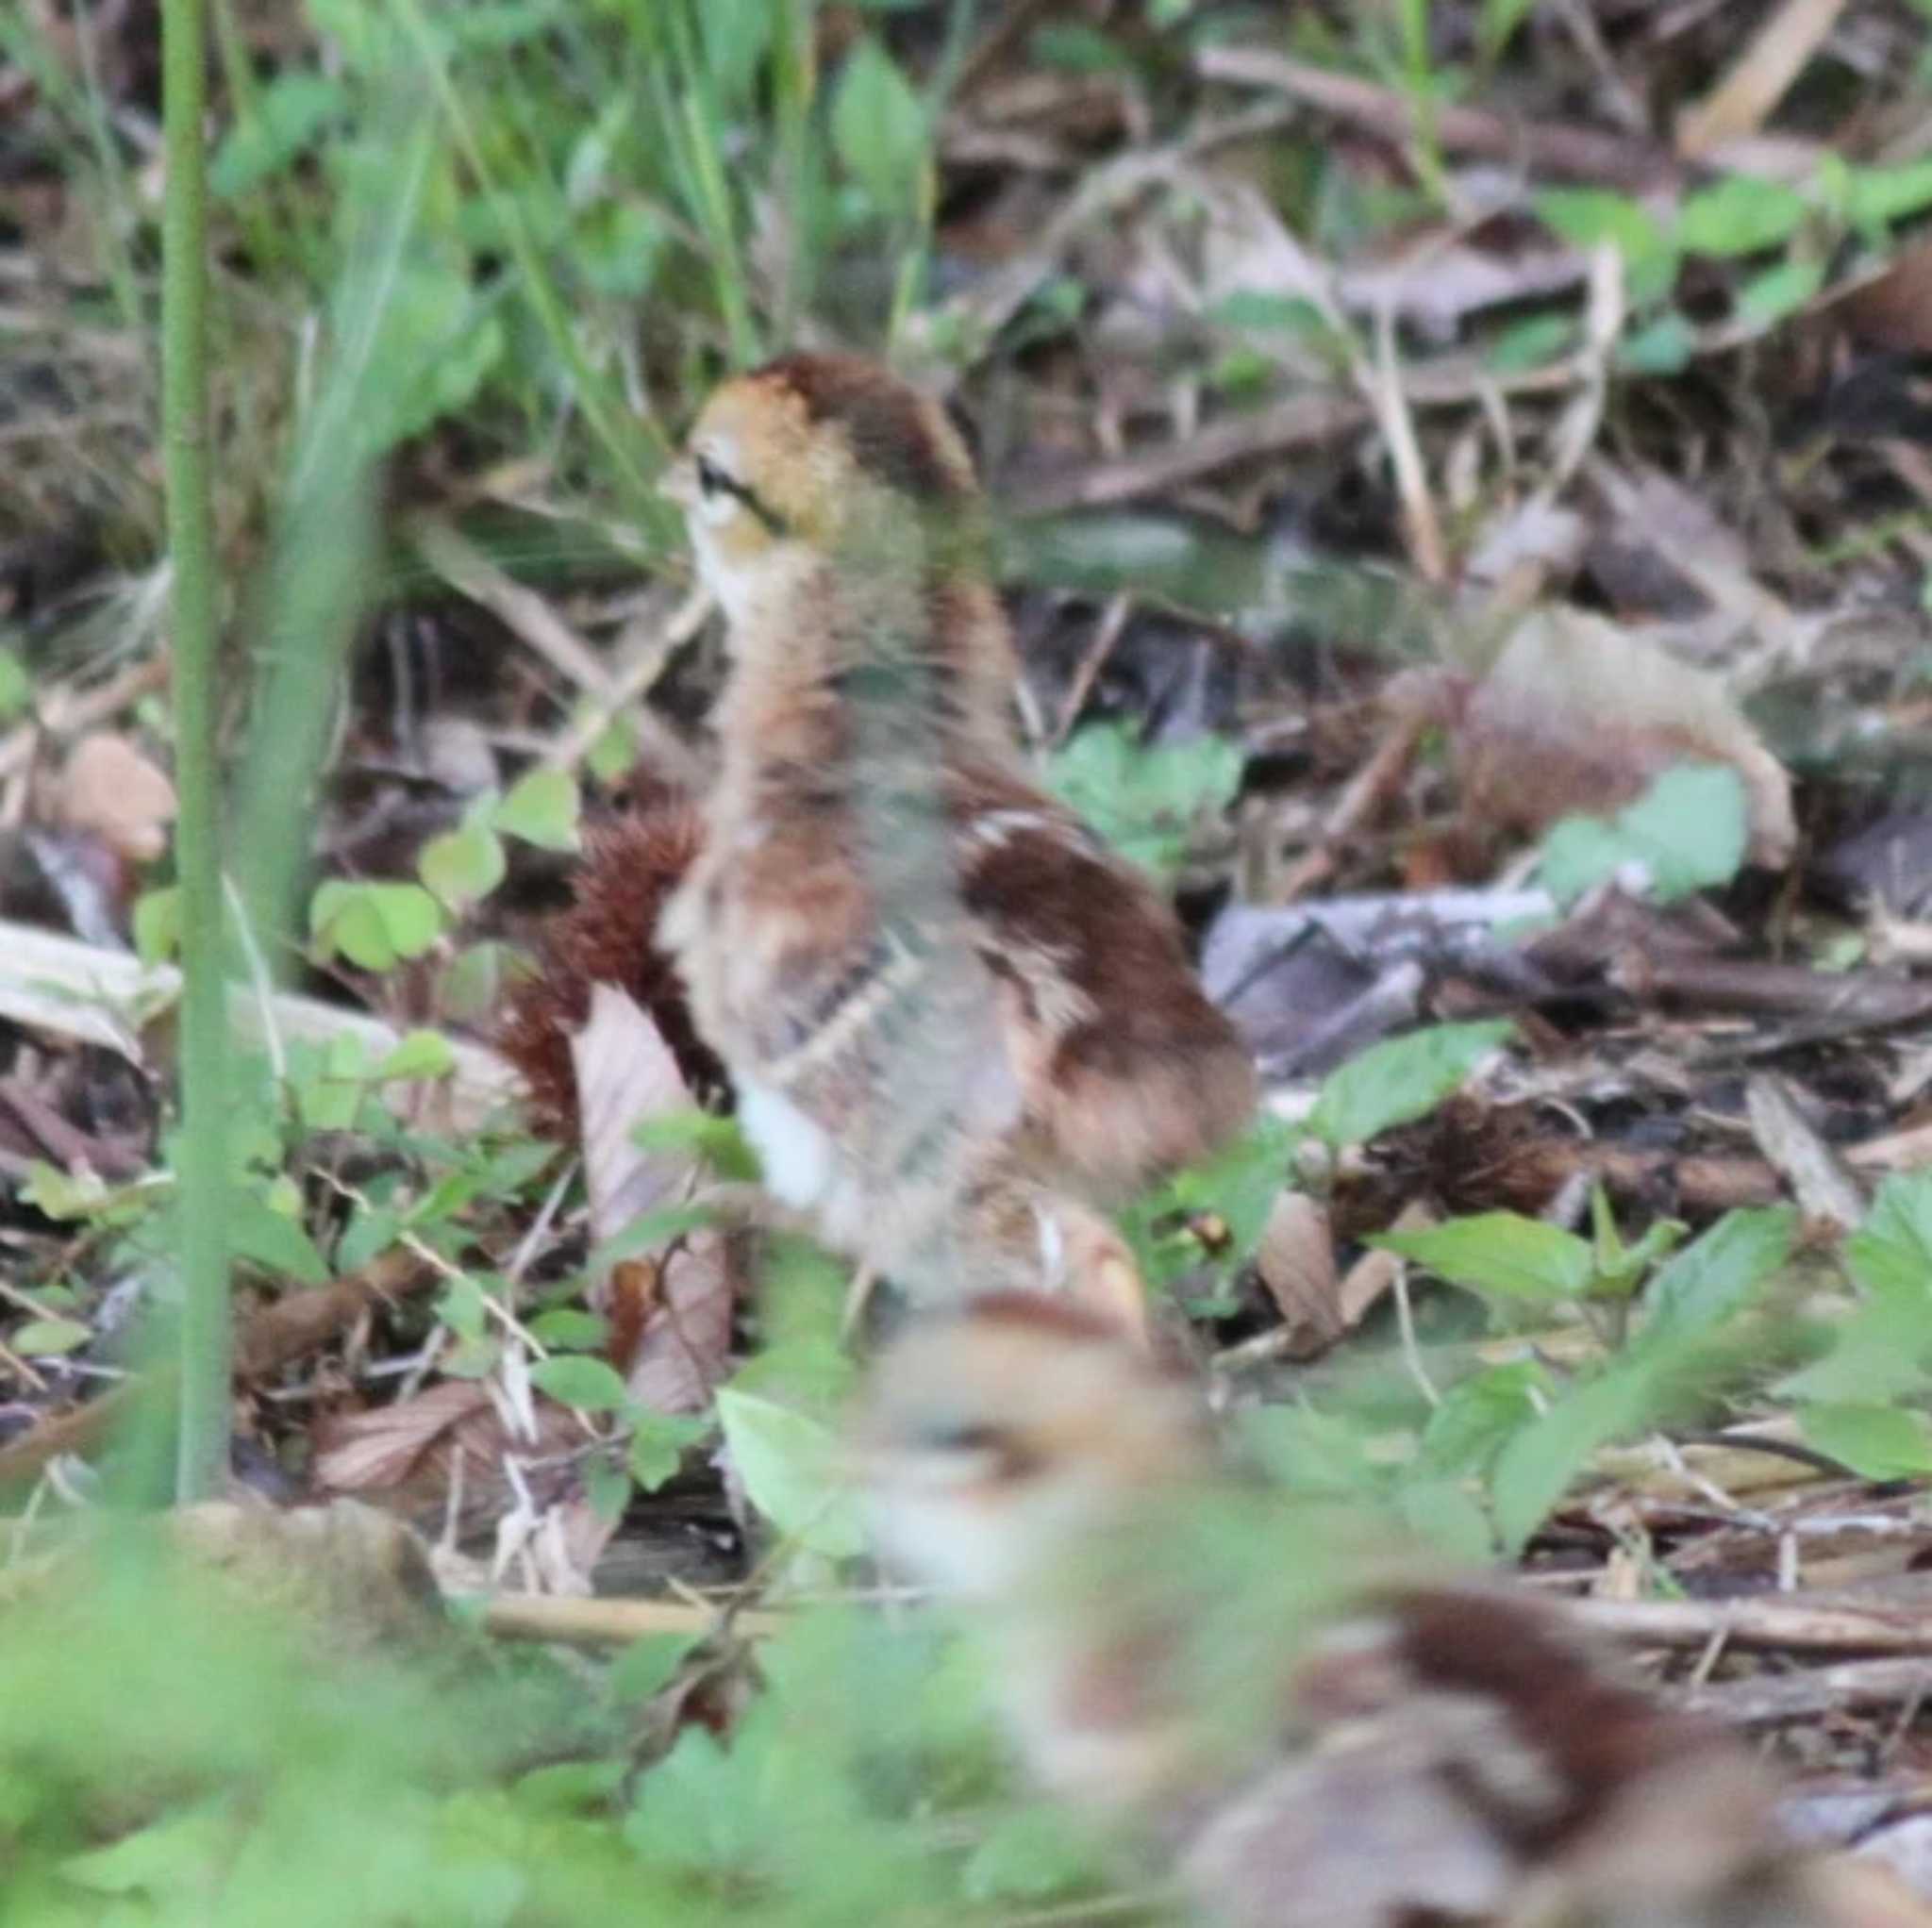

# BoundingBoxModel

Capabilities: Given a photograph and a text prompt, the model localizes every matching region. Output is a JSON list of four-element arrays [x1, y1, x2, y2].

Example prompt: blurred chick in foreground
[[658, 355, 1255, 1319], [860, 1294, 1932, 1928]]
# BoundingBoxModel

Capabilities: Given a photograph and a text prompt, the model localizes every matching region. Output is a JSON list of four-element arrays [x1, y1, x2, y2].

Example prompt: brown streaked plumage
[[858, 1295, 1932, 1928], [658, 354, 1257, 1316]]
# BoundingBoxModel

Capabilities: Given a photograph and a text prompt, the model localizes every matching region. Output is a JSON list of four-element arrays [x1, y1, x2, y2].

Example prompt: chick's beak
[[658, 456, 700, 510]]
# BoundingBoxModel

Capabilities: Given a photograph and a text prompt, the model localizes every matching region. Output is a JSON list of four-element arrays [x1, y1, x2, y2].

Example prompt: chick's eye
[[918, 1421, 1041, 1483], [695, 455, 732, 499]]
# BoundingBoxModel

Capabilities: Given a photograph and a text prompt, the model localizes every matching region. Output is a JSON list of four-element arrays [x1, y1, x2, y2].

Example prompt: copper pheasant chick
[[658, 355, 1256, 1316], [859, 1294, 1932, 1928]]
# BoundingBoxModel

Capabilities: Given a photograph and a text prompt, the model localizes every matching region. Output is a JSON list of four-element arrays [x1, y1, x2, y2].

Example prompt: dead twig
[[1195, 44, 1676, 189]]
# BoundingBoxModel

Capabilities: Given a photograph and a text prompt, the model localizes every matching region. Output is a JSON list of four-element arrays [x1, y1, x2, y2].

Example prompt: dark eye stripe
[[694, 454, 788, 537]]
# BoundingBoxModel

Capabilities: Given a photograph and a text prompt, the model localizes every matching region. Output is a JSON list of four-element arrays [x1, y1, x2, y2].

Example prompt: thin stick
[[159, 0, 231, 1502]]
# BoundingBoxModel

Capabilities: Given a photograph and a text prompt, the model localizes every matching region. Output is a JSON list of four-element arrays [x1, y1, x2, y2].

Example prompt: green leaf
[[132, 885, 182, 966], [1641, 1205, 1794, 1348], [1737, 256, 1824, 328], [1046, 723, 1243, 880], [336, 1203, 402, 1274], [491, 768, 580, 852], [584, 1454, 630, 1523], [1486, 312, 1574, 373], [0, 645, 31, 721], [374, 1028, 457, 1082], [715, 1388, 866, 1557], [209, 73, 348, 198], [228, 1190, 330, 1286], [21, 1161, 112, 1222], [1845, 158, 1932, 233], [1375, 1213, 1593, 1304], [1538, 763, 1748, 906], [309, 880, 444, 971], [1847, 1173, 1932, 1305], [831, 37, 929, 217], [60, 1802, 236, 1898], [419, 820, 506, 910], [439, 1274, 490, 1344], [627, 1410, 706, 1493], [1397, 1476, 1495, 1560], [1304, 1020, 1513, 1150], [1615, 310, 1696, 374], [1208, 290, 1337, 343], [963, 1807, 1095, 1903], [1800, 1402, 1932, 1479], [1676, 175, 1807, 258], [11, 1317, 91, 1357], [1491, 1358, 1666, 1551], [527, 1308, 608, 1350], [529, 1354, 630, 1414], [1419, 1362, 1550, 1474], [608, 1631, 699, 1705], [1535, 186, 1665, 259]]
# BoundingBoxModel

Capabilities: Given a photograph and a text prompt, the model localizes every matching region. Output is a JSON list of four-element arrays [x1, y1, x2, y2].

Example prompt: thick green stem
[[160, 0, 232, 1501]]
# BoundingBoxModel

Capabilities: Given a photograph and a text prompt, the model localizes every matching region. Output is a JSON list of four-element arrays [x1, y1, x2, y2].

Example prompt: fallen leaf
[[1452, 606, 1795, 870], [1253, 1191, 1344, 1356], [569, 983, 736, 1416], [52, 731, 176, 863]]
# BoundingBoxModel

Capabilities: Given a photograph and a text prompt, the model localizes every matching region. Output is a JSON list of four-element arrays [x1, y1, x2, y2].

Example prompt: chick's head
[[664, 353, 983, 624], [857, 1293, 1211, 1602]]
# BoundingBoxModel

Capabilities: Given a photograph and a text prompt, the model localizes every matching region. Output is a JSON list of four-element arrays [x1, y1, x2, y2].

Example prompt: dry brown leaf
[[569, 981, 735, 1413], [1253, 1190, 1343, 1355], [1453, 606, 1795, 869], [310, 1379, 493, 1494], [52, 730, 176, 863]]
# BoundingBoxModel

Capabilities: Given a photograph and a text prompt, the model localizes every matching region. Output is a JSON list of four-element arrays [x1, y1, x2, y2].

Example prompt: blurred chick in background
[[658, 354, 1255, 1324], [859, 1293, 1932, 1928]]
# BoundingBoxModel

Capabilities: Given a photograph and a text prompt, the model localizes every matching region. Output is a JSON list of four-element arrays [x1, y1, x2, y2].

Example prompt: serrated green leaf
[[529, 1354, 629, 1414], [1491, 1358, 1666, 1551], [1047, 723, 1243, 880], [1641, 1205, 1794, 1348], [1304, 1021, 1513, 1150], [1376, 1212, 1594, 1304], [1800, 1402, 1932, 1479], [716, 1388, 866, 1556], [1420, 1361, 1550, 1473], [1847, 1173, 1932, 1305], [491, 768, 580, 852], [419, 820, 506, 911]]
